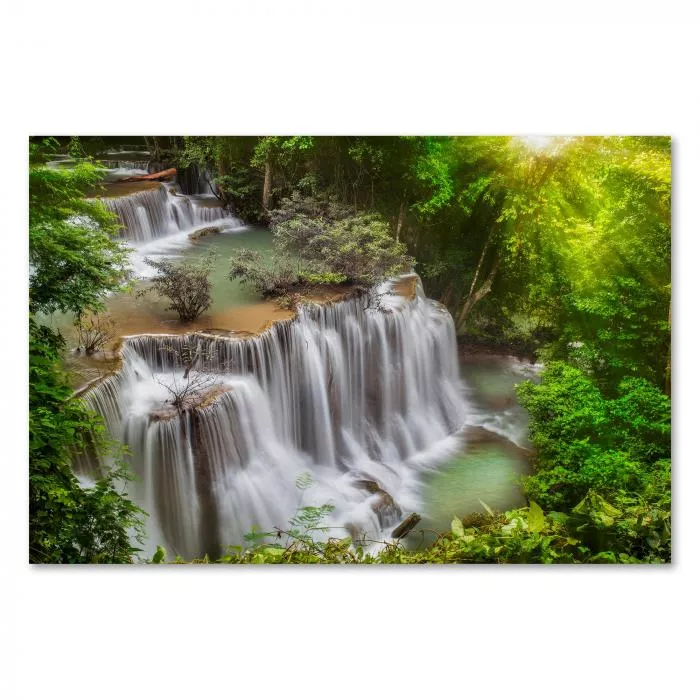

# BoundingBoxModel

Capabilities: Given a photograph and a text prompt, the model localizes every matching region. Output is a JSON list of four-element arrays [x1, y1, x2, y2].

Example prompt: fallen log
[[391, 512, 421, 539], [118, 168, 176, 182]]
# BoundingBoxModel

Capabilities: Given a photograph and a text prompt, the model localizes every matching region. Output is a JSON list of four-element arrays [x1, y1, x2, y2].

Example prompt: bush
[[160, 490, 669, 565], [309, 214, 413, 285], [229, 250, 304, 296], [142, 254, 215, 322], [516, 362, 671, 514], [229, 191, 414, 296], [73, 312, 115, 355]]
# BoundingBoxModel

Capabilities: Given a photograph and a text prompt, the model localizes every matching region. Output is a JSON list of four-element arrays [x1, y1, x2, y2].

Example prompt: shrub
[[229, 250, 303, 296], [229, 191, 415, 296], [142, 254, 215, 322], [73, 312, 115, 355], [516, 362, 671, 512]]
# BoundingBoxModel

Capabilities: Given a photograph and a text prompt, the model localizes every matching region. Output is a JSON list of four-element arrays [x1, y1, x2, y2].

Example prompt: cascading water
[[100, 183, 238, 243], [76, 276, 467, 559]]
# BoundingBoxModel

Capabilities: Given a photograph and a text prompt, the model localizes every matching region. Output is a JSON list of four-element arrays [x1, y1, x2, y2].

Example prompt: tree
[[29, 141, 128, 315], [29, 139, 144, 563], [142, 254, 216, 322], [516, 362, 671, 512]]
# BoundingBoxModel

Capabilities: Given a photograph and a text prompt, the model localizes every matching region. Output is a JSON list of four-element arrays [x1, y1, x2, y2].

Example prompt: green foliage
[[168, 136, 670, 391], [307, 213, 413, 285], [177, 136, 221, 170], [29, 149, 127, 315], [28, 140, 144, 563], [516, 362, 670, 511], [300, 271, 348, 285], [179, 490, 668, 564], [251, 136, 315, 171], [230, 191, 414, 296], [142, 254, 216, 322], [67, 136, 86, 159], [29, 320, 145, 563], [509, 361, 671, 562], [229, 249, 306, 296]]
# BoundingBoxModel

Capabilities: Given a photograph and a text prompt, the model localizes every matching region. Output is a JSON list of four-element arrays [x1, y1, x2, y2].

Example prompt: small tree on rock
[[154, 342, 220, 414]]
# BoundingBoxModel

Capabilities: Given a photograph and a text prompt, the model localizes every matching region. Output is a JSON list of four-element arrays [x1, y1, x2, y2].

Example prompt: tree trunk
[[262, 158, 272, 211], [119, 168, 176, 182], [665, 299, 672, 397], [454, 227, 498, 331], [440, 283, 455, 308], [145, 136, 161, 161], [396, 195, 407, 242], [391, 513, 421, 539], [456, 255, 500, 332]]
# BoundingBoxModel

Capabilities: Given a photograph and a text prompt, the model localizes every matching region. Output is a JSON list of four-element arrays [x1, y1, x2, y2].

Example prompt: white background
[[1, 2, 698, 698]]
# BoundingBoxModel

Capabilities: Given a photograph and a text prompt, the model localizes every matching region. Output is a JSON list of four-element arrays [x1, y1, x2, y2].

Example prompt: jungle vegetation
[[28, 135, 671, 563], [29, 138, 145, 563]]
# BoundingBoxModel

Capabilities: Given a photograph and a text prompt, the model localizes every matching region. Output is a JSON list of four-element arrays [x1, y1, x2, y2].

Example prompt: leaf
[[451, 516, 465, 538], [528, 501, 546, 533]]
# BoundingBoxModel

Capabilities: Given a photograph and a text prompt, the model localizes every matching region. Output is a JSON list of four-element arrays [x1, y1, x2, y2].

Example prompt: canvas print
[[28, 136, 671, 564]]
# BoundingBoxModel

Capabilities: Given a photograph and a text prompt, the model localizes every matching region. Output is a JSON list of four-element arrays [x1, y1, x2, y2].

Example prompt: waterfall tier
[[100, 184, 239, 242], [76, 277, 466, 559]]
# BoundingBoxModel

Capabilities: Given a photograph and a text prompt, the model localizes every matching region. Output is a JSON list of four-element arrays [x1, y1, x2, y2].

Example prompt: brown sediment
[[112, 300, 296, 338], [277, 284, 364, 307], [69, 339, 125, 396], [85, 180, 162, 199], [66, 283, 367, 396]]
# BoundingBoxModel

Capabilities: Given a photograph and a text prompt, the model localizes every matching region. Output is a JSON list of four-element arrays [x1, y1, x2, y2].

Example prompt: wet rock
[[188, 226, 222, 242], [148, 384, 231, 423], [353, 479, 402, 529]]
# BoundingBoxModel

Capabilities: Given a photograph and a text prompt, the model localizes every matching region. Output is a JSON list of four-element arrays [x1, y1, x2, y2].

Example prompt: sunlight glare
[[518, 135, 556, 152]]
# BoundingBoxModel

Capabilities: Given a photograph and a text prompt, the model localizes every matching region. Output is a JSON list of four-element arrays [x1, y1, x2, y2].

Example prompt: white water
[[76, 277, 467, 559], [100, 183, 240, 243], [96, 181, 247, 279]]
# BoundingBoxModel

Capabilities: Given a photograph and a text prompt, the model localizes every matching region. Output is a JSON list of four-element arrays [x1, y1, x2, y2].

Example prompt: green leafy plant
[[141, 254, 216, 322]]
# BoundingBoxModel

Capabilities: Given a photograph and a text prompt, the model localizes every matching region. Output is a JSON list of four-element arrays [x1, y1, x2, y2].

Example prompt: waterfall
[[100, 183, 239, 242], [76, 276, 466, 559]]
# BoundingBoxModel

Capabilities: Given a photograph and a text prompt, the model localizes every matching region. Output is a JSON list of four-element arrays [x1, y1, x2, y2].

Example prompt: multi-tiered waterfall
[[101, 184, 236, 243], [76, 277, 466, 559], [95, 178, 245, 279]]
